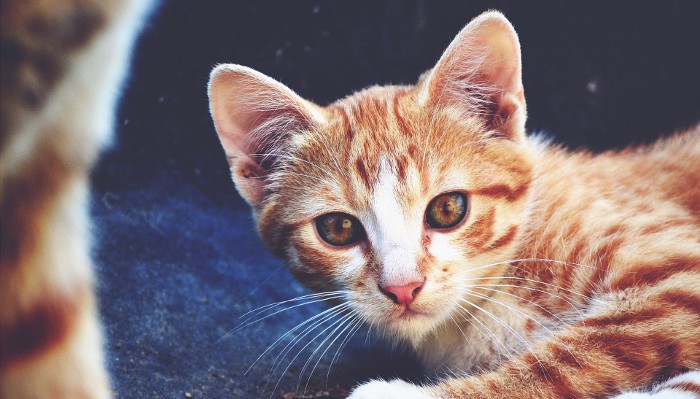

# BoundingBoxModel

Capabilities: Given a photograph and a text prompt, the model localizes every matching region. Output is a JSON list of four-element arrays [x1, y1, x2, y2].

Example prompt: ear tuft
[[420, 11, 526, 140], [208, 64, 325, 207]]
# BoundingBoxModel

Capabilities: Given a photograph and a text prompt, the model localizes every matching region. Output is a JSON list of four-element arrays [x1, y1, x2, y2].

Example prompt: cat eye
[[425, 192, 468, 229], [315, 212, 365, 247]]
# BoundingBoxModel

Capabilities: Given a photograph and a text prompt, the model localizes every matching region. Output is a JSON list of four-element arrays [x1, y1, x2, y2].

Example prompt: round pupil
[[427, 192, 467, 228], [316, 213, 360, 246]]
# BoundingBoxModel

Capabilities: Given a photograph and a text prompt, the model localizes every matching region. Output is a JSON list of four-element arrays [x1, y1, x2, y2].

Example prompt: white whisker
[[244, 302, 349, 375], [326, 316, 364, 385], [462, 282, 587, 319], [461, 290, 582, 368], [268, 303, 351, 376], [268, 308, 352, 398], [227, 293, 346, 339], [452, 300, 517, 358], [464, 286, 573, 327], [301, 312, 362, 395], [456, 258, 598, 277], [238, 291, 347, 320], [459, 296, 545, 373]]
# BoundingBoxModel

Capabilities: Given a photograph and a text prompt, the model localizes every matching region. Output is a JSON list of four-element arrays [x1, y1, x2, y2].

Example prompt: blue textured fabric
[[91, 1, 700, 397]]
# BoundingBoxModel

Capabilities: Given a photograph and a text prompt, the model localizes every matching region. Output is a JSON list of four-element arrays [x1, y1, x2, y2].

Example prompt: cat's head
[[209, 12, 535, 343]]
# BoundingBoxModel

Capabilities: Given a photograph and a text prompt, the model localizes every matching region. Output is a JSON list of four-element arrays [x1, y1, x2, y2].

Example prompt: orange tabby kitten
[[209, 11, 699, 399], [1, 1, 149, 397]]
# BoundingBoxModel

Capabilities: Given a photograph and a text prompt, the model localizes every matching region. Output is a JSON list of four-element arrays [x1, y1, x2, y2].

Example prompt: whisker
[[461, 281, 587, 318], [455, 258, 598, 277], [226, 293, 346, 339], [243, 302, 349, 375], [261, 303, 349, 397], [459, 296, 545, 373], [364, 324, 373, 347], [301, 312, 362, 395], [461, 289, 583, 368], [268, 308, 352, 398], [451, 300, 517, 358], [238, 291, 347, 320], [268, 303, 351, 377], [296, 311, 355, 390], [448, 310, 493, 348], [463, 286, 574, 327], [326, 316, 364, 385], [460, 275, 601, 305]]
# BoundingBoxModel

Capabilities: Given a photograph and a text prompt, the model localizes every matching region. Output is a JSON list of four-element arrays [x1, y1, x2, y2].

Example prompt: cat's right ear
[[208, 65, 326, 208]]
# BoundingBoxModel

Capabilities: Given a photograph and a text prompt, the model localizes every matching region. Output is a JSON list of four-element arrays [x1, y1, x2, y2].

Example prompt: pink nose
[[380, 281, 424, 306]]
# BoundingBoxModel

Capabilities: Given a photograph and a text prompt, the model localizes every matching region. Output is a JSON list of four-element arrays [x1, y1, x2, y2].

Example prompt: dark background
[[91, 1, 700, 398]]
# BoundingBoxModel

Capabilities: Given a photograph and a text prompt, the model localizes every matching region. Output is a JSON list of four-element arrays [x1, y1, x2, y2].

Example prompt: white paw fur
[[348, 379, 433, 399]]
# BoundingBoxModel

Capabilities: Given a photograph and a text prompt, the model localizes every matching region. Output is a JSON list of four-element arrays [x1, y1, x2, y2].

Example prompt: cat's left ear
[[208, 64, 326, 209], [420, 11, 526, 141]]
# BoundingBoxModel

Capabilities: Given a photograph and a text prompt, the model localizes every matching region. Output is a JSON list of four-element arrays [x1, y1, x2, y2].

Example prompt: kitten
[[208, 11, 700, 399], [0, 1, 149, 397]]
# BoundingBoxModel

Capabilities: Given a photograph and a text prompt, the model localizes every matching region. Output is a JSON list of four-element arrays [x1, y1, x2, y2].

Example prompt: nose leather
[[380, 281, 424, 306]]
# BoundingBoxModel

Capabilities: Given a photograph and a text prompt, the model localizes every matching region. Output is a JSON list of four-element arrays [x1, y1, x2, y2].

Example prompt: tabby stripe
[[653, 337, 686, 382], [658, 291, 700, 318], [407, 144, 418, 161], [611, 257, 700, 291], [547, 342, 581, 368], [354, 158, 372, 190], [584, 307, 669, 328], [461, 208, 495, 248], [523, 319, 536, 336], [392, 92, 411, 137], [395, 155, 408, 181], [337, 105, 353, 142], [546, 331, 688, 395], [0, 288, 84, 370], [588, 331, 651, 371], [0, 153, 72, 270], [586, 330, 687, 384], [472, 183, 528, 202], [486, 225, 518, 250], [581, 236, 625, 297], [568, 239, 588, 265], [298, 247, 339, 274], [523, 353, 579, 398], [660, 382, 700, 395]]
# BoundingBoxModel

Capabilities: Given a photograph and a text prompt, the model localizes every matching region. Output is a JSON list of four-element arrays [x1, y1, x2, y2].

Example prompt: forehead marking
[[371, 159, 409, 248], [367, 160, 425, 285]]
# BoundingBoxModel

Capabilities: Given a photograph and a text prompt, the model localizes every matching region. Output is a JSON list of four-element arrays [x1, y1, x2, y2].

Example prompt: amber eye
[[315, 213, 365, 247], [425, 192, 468, 229]]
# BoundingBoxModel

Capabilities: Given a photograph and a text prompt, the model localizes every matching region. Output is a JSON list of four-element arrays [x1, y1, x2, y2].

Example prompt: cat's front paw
[[348, 379, 433, 399]]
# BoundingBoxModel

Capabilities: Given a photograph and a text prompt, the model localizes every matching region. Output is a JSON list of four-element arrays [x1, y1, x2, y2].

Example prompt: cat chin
[[375, 308, 454, 347]]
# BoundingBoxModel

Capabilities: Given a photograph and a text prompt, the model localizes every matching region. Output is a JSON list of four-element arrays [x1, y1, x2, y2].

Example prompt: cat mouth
[[395, 307, 427, 320]]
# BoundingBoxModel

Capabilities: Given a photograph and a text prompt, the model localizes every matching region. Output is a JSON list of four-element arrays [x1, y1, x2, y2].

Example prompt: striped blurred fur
[[1, 1, 149, 397]]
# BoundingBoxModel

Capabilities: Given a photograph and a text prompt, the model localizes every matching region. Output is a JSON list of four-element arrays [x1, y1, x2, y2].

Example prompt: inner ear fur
[[208, 64, 326, 208], [420, 11, 526, 141]]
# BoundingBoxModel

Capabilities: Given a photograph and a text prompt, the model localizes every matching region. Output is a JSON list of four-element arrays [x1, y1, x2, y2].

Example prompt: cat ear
[[208, 64, 326, 208], [420, 11, 526, 140]]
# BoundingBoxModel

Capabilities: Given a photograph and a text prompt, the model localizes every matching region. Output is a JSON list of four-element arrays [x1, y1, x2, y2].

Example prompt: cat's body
[[0, 0, 149, 397], [209, 11, 700, 399], [410, 127, 700, 377]]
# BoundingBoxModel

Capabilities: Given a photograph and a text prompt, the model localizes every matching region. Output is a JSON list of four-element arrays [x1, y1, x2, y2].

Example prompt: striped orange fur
[[209, 11, 700, 399]]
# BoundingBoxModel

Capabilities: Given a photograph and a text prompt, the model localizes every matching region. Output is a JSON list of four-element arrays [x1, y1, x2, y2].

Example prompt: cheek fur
[[427, 233, 463, 262]]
